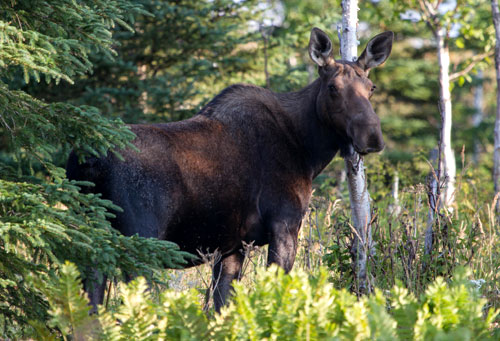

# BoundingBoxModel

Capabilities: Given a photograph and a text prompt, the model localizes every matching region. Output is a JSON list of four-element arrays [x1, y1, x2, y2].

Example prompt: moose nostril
[[364, 133, 385, 154]]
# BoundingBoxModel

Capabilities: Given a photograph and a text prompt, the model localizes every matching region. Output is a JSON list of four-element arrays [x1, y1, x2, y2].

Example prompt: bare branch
[[450, 51, 494, 81], [418, 0, 439, 36], [421, 0, 437, 16], [418, 0, 432, 18]]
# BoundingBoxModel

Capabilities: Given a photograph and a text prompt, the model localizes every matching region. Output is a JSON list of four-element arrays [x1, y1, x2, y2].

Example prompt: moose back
[[67, 27, 393, 311]]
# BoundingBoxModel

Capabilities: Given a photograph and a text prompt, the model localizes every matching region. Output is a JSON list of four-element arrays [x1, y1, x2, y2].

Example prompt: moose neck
[[276, 78, 343, 179]]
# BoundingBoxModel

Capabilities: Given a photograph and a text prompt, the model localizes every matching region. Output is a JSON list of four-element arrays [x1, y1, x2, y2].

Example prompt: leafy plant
[[32, 263, 498, 340]]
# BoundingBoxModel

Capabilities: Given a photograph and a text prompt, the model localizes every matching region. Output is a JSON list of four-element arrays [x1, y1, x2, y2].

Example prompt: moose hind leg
[[267, 220, 300, 272], [211, 251, 245, 312], [84, 269, 107, 314]]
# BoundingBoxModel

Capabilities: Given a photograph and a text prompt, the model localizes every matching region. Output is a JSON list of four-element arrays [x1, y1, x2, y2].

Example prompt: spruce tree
[[25, 0, 263, 124], [0, 1, 192, 336]]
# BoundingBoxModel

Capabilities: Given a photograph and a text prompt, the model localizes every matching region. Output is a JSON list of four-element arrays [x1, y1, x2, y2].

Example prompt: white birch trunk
[[340, 0, 358, 60], [340, 0, 372, 294], [492, 0, 500, 214], [389, 171, 401, 216], [436, 28, 456, 208]]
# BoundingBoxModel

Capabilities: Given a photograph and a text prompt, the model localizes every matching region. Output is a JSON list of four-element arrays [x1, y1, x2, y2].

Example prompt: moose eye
[[328, 84, 337, 93]]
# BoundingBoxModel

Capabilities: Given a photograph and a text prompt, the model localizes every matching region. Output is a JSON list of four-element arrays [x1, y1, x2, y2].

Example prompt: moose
[[66, 27, 393, 311]]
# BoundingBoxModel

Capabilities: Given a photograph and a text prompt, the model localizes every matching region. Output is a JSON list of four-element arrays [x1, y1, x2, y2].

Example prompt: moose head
[[308, 27, 393, 155]]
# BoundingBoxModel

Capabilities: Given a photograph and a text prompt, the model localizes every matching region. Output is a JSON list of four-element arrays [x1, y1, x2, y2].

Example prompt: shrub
[[31, 263, 499, 340]]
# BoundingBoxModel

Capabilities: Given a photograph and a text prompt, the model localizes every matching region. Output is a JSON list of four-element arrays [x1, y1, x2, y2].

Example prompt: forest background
[[1, 0, 499, 338]]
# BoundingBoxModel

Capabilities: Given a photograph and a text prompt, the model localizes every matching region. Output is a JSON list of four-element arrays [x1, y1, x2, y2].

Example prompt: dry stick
[[241, 243, 265, 275], [422, 100, 446, 277], [472, 70, 484, 164], [306, 209, 313, 270], [105, 279, 113, 310], [341, 0, 373, 295], [388, 220, 395, 285], [196, 250, 222, 312], [424, 148, 439, 260], [492, 0, 500, 216], [491, 192, 500, 233], [240, 241, 258, 279]]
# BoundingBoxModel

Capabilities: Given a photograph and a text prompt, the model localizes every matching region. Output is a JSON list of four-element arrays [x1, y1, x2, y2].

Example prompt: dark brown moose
[[66, 27, 393, 311]]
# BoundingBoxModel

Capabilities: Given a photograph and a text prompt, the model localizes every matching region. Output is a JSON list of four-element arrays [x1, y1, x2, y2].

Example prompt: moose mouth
[[352, 142, 385, 156], [356, 146, 382, 155], [340, 137, 384, 158]]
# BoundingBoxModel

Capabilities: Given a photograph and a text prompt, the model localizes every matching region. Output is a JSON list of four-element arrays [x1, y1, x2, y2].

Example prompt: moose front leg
[[267, 220, 301, 272], [212, 251, 245, 312]]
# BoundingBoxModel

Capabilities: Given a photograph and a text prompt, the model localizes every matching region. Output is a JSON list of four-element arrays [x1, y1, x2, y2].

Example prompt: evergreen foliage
[[0, 0, 193, 336], [23, 0, 347, 123], [24, 0, 263, 123]]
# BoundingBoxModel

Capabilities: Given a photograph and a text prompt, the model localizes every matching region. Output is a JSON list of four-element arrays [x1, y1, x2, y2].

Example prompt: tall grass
[[145, 153, 500, 317]]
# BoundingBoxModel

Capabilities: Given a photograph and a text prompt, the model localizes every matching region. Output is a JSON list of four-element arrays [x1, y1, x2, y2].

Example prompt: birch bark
[[436, 28, 456, 208], [341, 0, 372, 294]]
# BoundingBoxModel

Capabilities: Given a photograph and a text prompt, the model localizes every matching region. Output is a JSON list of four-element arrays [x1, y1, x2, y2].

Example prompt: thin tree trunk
[[341, 0, 372, 294], [263, 34, 270, 89], [436, 28, 456, 208], [389, 171, 401, 216], [138, 64, 151, 114], [472, 70, 484, 164], [260, 25, 272, 89], [425, 148, 439, 258], [307, 64, 316, 85], [492, 0, 500, 214], [341, 0, 358, 60]]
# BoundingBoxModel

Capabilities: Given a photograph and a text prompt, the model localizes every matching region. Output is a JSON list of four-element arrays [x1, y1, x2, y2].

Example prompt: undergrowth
[[32, 262, 500, 340], [5, 155, 500, 339]]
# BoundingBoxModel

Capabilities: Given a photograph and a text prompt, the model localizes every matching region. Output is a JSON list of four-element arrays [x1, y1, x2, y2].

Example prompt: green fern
[[33, 261, 92, 339], [101, 278, 157, 340], [156, 290, 210, 340], [31, 264, 499, 340], [390, 282, 419, 340], [413, 268, 499, 340]]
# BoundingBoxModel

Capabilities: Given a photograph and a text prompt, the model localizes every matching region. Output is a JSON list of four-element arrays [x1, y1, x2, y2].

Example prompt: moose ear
[[308, 27, 334, 67], [357, 31, 394, 71]]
